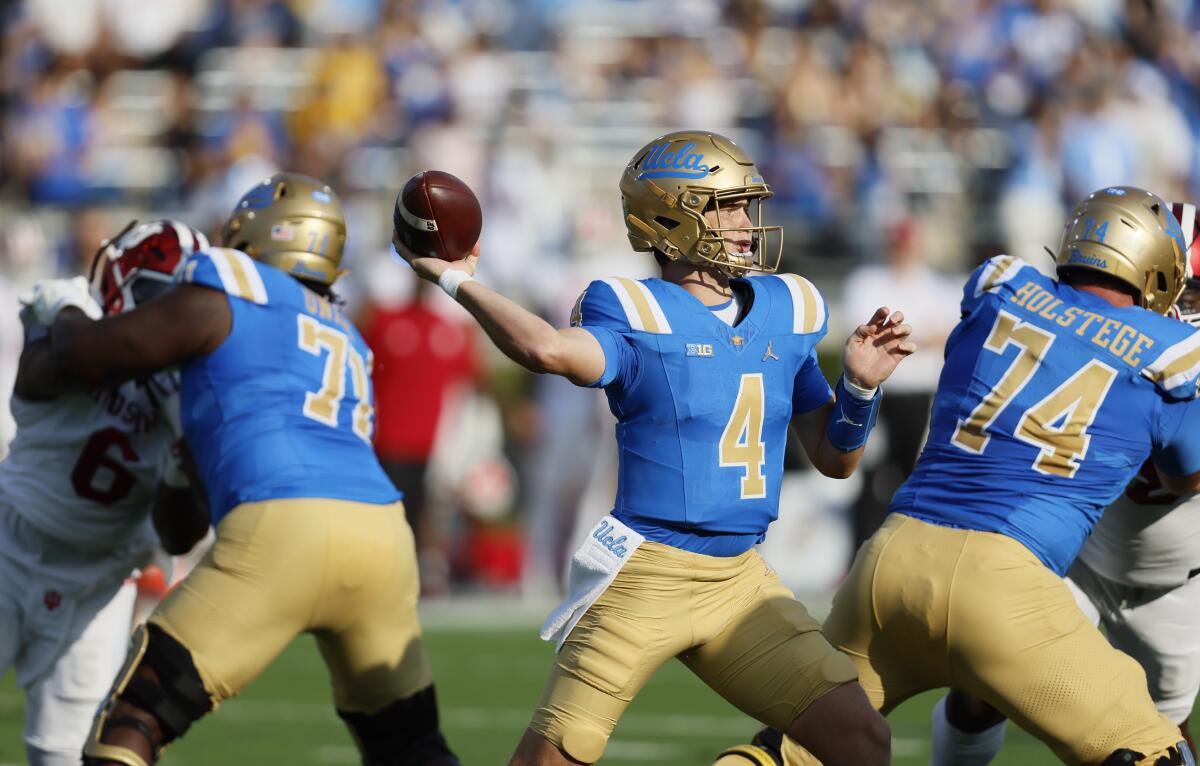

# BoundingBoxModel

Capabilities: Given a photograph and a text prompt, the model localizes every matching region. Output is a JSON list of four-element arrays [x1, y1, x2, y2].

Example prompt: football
[[393, 170, 482, 262]]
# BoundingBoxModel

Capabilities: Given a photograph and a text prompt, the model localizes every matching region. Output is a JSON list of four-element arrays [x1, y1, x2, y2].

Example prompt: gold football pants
[[151, 498, 432, 714], [531, 541, 859, 763], [781, 513, 1183, 765]]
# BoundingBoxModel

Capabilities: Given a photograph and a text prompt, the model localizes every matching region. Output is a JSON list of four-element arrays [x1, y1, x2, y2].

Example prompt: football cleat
[[1055, 186, 1187, 316], [221, 172, 347, 286], [620, 130, 782, 277], [90, 220, 209, 316]]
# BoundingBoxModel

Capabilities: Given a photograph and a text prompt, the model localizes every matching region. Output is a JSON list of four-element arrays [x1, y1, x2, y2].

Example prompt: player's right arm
[[19, 284, 230, 397], [394, 238, 608, 386], [1152, 397, 1200, 495]]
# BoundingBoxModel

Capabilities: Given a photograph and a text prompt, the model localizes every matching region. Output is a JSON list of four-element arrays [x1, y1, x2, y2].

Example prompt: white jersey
[[1077, 463, 1200, 588], [0, 376, 177, 559]]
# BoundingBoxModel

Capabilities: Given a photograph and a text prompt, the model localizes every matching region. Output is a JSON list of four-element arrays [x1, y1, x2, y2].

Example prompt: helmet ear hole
[[655, 216, 680, 230], [1159, 272, 1168, 291]]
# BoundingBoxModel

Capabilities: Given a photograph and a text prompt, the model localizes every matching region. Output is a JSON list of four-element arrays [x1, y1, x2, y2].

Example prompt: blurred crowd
[[1, 0, 1198, 596]]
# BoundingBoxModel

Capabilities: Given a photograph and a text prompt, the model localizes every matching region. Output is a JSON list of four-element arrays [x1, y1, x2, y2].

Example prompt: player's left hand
[[842, 307, 915, 389], [18, 276, 102, 326], [392, 232, 478, 283]]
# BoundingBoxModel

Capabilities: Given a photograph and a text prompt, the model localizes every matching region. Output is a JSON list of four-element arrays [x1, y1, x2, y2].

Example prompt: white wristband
[[438, 270, 475, 300], [841, 375, 878, 401]]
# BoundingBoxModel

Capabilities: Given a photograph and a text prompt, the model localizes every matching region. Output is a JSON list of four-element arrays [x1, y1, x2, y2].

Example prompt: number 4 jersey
[[572, 273, 834, 556], [177, 248, 399, 524], [894, 255, 1200, 575]]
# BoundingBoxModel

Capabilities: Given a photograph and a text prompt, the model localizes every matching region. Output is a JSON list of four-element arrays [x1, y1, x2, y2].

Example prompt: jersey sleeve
[[178, 248, 269, 305], [792, 349, 834, 414], [960, 254, 1030, 316], [774, 274, 829, 341], [1153, 397, 1200, 476], [570, 280, 640, 390], [1141, 325, 1200, 401]]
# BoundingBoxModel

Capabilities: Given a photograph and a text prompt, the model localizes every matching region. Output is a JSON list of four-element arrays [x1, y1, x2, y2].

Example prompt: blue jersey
[[573, 274, 835, 556], [177, 248, 400, 524], [892, 255, 1200, 574]]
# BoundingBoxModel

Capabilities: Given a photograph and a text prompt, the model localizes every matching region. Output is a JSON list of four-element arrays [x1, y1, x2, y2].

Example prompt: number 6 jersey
[[572, 274, 834, 557], [894, 255, 1200, 575], [177, 248, 399, 524]]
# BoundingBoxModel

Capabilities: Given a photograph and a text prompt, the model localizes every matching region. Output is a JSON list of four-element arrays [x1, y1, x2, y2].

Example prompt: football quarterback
[[732, 187, 1200, 766], [20, 174, 459, 766], [1, 220, 209, 766], [924, 200, 1200, 766], [395, 130, 913, 766]]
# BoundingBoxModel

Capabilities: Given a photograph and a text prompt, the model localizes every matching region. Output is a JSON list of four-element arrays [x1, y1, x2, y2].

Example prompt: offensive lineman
[[394, 130, 913, 766], [924, 200, 1200, 766], [1, 221, 210, 766], [726, 187, 1200, 766], [20, 174, 460, 766]]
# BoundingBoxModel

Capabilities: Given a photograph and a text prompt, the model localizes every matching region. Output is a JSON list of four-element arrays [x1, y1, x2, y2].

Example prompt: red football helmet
[[89, 220, 209, 315], [1170, 202, 1200, 326]]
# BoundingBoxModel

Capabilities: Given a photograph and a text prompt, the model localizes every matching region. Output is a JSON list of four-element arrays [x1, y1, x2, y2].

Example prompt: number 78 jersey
[[893, 255, 1200, 575], [177, 248, 399, 524]]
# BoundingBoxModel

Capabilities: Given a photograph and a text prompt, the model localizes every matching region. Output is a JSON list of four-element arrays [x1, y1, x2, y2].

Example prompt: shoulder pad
[[773, 274, 827, 335], [572, 277, 672, 334], [178, 248, 268, 305], [1142, 324, 1200, 399], [970, 254, 1027, 299]]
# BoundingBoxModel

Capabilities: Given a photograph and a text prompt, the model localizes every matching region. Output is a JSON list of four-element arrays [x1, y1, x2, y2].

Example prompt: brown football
[[394, 170, 482, 262]]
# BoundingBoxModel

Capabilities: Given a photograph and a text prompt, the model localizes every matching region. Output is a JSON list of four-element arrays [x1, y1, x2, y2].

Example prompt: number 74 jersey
[[177, 248, 399, 524], [894, 255, 1200, 575]]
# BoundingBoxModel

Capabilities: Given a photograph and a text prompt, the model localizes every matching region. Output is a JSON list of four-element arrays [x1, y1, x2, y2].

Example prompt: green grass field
[[0, 613, 1078, 766]]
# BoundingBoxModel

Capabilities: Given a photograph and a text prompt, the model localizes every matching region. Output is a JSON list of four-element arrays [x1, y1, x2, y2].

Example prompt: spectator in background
[[361, 278, 481, 593], [839, 217, 963, 549]]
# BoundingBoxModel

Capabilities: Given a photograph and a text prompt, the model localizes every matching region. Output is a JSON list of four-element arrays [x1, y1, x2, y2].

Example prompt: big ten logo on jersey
[[302, 288, 353, 333], [87, 386, 160, 434], [686, 342, 715, 358], [1008, 280, 1155, 367]]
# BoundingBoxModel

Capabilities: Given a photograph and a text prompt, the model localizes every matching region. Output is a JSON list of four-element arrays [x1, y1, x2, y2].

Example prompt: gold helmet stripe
[[208, 248, 268, 304], [975, 255, 1025, 299], [603, 277, 673, 334], [1142, 330, 1200, 391], [779, 274, 825, 334]]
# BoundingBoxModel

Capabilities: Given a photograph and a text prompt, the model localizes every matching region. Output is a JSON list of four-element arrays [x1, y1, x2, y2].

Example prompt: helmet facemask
[[88, 220, 209, 315]]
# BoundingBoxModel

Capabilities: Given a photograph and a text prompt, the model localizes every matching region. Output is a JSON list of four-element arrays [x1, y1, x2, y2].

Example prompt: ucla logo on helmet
[[636, 142, 711, 181], [1068, 248, 1108, 269]]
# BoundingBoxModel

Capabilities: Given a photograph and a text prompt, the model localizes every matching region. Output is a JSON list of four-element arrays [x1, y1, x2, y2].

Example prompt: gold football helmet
[[1055, 186, 1187, 315], [620, 130, 782, 276], [221, 173, 347, 285]]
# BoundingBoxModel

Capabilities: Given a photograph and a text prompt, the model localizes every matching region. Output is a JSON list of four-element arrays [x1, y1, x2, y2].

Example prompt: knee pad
[[83, 624, 213, 766], [337, 684, 459, 766], [712, 745, 781, 766]]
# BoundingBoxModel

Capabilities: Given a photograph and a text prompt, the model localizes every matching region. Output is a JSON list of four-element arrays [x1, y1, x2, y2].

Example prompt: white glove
[[18, 276, 102, 326]]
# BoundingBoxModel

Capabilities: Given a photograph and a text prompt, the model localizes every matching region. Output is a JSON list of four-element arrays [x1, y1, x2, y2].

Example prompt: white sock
[[930, 695, 1007, 766]]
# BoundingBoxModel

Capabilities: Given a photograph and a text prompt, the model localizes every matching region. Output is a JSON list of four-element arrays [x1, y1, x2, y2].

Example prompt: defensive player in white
[[1, 220, 210, 766], [927, 200, 1200, 766]]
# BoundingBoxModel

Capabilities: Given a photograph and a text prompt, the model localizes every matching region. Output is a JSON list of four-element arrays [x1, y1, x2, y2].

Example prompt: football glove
[[19, 276, 103, 326]]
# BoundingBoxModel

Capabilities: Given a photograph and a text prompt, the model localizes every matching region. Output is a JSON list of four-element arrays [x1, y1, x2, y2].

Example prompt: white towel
[[540, 515, 645, 651]]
